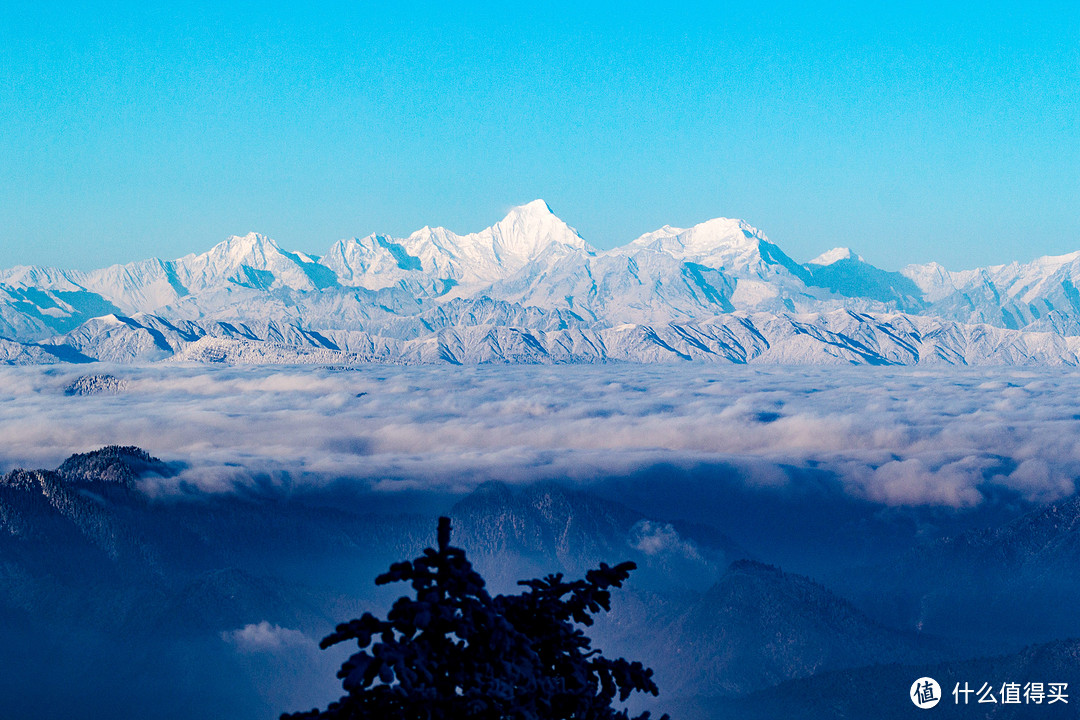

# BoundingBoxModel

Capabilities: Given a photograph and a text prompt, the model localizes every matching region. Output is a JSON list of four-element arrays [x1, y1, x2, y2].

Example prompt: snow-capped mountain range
[[4, 199, 1080, 365]]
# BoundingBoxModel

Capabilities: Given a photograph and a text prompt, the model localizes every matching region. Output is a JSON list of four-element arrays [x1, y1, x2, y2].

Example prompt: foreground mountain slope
[[836, 491, 1080, 646], [6, 446, 1080, 718], [615, 560, 951, 702], [0, 448, 959, 719], [696, 639, 1080, 720]]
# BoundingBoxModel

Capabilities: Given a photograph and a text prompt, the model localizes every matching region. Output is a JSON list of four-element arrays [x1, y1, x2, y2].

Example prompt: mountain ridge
[[4, 201, 1080, 365]]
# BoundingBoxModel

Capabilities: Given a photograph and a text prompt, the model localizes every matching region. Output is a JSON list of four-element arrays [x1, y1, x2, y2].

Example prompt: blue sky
[[1, 1, 1077, 271]]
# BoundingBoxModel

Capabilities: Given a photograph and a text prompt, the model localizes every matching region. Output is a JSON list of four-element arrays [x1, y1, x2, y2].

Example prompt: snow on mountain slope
[[0, 279, 124, 339], [483, 247, 739, 324], [80, 258, 190, 313], [0, 264, 86, 291], [804, 251, 925, 314], [58, 314, 177, 363], [2, 201, 1080, 366], [485, 199, 593, 262], [903, 251, 1080, 330], [0, 202, 879, 337], [0, 288, 55, 340], [627, 217, 813, 294], [807, 247, 863, 265], [0, 337, 73, 364], [53, 312, 360, 363], [630, 217, 781, 267], [320, 200, 593, 296], [477, 213, 847, 323], [34, 306, 1080, 367], [364, 200, 593, 293], [320, 234, 426, 291], [167, 336, 372, 365], [173, 232, 338, 293]]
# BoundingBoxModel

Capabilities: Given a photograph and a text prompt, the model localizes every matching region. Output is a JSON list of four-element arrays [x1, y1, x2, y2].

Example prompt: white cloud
[[1, 363, 1079, 507], [221, 622, 317, 654], [629, 520, 701, 559]]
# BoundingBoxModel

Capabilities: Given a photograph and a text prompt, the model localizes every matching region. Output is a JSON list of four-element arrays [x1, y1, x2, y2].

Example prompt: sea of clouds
[[0, 363, 1077, 507]]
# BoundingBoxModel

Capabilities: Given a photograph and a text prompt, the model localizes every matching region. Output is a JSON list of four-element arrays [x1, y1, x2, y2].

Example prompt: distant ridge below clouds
[[4, 200, 1080, 365]]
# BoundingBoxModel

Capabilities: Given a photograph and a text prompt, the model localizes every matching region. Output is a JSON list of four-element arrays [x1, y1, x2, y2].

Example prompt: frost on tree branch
[[282, 517, 669, 720]]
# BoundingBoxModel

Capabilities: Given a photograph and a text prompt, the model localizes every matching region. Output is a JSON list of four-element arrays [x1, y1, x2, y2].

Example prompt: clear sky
[[1, 1, 1077, 272]]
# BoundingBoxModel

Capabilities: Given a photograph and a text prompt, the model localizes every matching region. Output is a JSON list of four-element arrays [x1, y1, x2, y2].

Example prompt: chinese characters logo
[[911, 678, 1069, 710], [911, 677, 941, 709]]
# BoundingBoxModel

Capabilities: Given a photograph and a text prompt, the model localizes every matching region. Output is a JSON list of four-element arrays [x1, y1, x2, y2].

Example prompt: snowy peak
[[183, 232, 279, 270], [362, 201, 597, 288], [203, 232, 287, 271], [629, 217, 767, 259], [804, 249, 925, 312], [6, 203, 1080, 358], [223, 230, 277, 252], [490, 199, 591, 259], [808, 247, 864, 266], [898, 248, 1080, 328], [503, 198, 557, 222], [1027, 250, 1080, 272], [624, 217, 812, 295], [320, 233, 426, 290], [176, 232, 334, 292]]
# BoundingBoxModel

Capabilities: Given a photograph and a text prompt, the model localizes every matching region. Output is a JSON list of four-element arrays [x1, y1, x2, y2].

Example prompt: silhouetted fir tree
[[283, 517, 668, 720]]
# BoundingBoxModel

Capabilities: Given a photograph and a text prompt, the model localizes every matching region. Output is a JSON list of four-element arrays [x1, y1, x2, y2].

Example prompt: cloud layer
[[1, 364, 1078, 507], [222, 622, 318, 654]]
